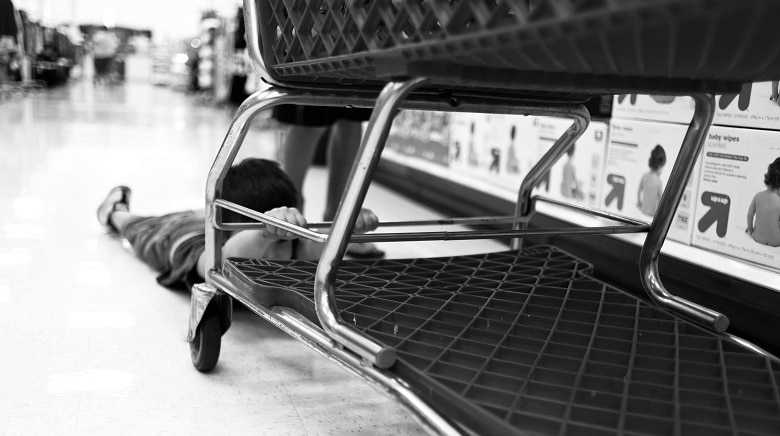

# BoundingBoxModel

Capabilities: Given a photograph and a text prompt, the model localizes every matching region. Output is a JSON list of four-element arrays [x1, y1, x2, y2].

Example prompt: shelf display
[[692, 126, 780, 270], [612, 93, 695, 124], [603, 119, 701, 244], [387, 110, 451, 167], [530, 117, 608, 209], [612, 81, 780, 130], [715, 82, 780, 129], [384, 110, 779, 275], [448, 112, 541, 193]]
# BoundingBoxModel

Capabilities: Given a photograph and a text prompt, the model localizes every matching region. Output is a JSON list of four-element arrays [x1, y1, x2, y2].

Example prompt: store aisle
[[0, 80, 504, 435]]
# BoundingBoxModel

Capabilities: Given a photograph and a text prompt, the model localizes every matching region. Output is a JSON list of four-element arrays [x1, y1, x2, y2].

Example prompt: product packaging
[[611, 94, 695, 124], [602, 119, 701, 244], [387, 110, 450, 166], [530, 117, 609, 209], [612, 82, 780, 130], [714, 82, 780, 130], [449, 113, 536, 192], [691, 126, 780, 270]]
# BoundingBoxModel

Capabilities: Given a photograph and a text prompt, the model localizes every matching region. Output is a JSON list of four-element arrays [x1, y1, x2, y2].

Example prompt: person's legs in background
[[282, 124, 329, 209], [324, 120, 384, 258], [323, 120, 361, 221]]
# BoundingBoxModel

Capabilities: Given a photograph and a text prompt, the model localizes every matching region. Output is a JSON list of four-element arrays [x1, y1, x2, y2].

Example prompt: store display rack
[[187, 1, 780, 434]]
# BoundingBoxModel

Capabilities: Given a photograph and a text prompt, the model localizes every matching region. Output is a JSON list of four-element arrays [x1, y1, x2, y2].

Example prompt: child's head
[[765, 157, 780, 189], [222, 158, 299, 223], [648, 145, 667, 171]]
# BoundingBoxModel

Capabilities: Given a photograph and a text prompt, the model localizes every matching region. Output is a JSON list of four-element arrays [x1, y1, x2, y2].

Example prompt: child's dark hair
[[648, 145, 667, 171], [765, 157, 780, 189], [222, 158, 299, 223]]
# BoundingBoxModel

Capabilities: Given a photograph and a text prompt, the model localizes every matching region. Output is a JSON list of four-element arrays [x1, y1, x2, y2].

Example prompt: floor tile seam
[[262, 343, 312, 436]]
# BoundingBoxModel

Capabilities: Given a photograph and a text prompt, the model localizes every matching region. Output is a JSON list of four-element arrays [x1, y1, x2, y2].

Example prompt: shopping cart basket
[[188, 1, 780, 434]]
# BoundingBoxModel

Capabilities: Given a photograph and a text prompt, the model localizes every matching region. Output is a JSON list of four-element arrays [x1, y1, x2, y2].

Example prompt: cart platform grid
[[224, 246, 780, 436]]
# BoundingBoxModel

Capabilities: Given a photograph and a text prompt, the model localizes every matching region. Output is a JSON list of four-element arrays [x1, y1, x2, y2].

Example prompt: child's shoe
[[97, 186, 131, 234], [346, 242, 385, 259]]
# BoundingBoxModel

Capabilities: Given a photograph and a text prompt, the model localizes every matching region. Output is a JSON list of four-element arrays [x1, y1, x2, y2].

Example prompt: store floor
[[0, 75, 505, 435]]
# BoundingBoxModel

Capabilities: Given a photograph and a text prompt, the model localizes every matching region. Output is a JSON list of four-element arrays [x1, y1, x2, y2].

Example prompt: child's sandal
[[97, 186, 132, 234]]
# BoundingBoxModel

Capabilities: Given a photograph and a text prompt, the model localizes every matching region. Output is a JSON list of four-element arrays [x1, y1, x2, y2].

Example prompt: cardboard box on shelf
[[612, 93, 695, 124], [449, 112, 536, 193], [715, 81, 780, 130], [387, 110, 450, 166], [612, 82, 780, 130], [530, 117, 609, 209], [449, 112, 488, 177], [602, 119, 701, 244], [691, 127, 780, 271]]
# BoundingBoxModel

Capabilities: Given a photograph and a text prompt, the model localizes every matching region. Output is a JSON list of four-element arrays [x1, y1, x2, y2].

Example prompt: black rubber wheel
[[190, 310, 222, 372]]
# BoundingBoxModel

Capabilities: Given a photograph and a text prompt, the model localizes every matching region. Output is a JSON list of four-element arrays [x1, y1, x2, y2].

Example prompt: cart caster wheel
[[190, 309, 222, 372]]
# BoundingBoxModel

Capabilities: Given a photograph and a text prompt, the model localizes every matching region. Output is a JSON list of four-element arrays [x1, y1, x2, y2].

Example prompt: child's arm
[[261, 206, 309, 240], [195, 207, 309, 278], [295, 208, 380, 260]]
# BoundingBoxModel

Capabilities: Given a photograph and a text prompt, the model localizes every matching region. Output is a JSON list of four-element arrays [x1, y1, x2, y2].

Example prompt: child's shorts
[[272, 105, 372, 127]]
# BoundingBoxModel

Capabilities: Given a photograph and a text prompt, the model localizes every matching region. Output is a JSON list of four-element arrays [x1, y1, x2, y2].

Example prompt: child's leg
[[109, 210, 136, 235], [96, 185, 131, 234]]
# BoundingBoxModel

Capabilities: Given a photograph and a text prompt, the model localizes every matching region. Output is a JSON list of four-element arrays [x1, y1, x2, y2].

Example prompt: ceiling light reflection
[[66, 311, 136, 329], [0, 250, 32, 266], [12, 197, 44, 219], [48, 369, 133, 393], [74, 266, 112, 286], [3, 224, 45, 240]]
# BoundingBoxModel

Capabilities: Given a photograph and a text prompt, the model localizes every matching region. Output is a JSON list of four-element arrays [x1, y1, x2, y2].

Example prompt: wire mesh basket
[[255, 0, 780, 94]]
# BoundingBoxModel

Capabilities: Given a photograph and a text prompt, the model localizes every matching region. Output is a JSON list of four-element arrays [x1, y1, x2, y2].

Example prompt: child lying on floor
[[96, 158, 379, 290]]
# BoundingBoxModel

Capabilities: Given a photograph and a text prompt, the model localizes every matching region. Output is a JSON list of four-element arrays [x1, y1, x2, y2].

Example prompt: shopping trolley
[[188, 1, 780, 434]]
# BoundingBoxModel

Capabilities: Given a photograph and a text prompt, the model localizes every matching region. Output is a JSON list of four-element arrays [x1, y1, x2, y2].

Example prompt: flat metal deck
[[224, 246, 780, 436]]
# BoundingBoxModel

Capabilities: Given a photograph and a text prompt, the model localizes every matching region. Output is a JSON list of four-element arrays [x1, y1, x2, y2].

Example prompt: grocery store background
[[13, 0, 237, 42], [1, 0, 779, 435]]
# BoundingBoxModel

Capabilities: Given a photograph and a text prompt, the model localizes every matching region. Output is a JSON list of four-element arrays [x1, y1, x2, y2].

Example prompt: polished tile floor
[[0, 68, 504, 435]]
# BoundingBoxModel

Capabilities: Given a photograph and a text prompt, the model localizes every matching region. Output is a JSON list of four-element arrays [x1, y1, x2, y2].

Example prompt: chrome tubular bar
[[345, 225, 649, 243], [205, 88, 293, 275], [512, 105, 591, 251], [206, 85, 599, 369], [213, 212, 532, 232], [216, 222, 326, 231], [214, 199, 646, 241], [208, 272, 462, 436], [213, 199, 328, 243], [243, 0, 271, 83], [205, 88, 401, 275], [369, 215, 534, 227], [313, 78, 430, 370], [639, 94, 730, 333], [205, 88, 613, 278], [532, 196, 651, 227]]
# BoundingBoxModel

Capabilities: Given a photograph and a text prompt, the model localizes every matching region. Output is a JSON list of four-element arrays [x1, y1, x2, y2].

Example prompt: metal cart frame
[[188, 1, 780, 434]]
